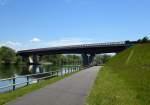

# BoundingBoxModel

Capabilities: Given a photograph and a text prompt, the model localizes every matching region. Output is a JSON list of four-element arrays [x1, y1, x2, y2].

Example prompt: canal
[[0, 64, 80, 93]]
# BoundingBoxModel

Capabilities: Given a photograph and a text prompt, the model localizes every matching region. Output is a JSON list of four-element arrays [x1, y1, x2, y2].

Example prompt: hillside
[[86, 43, 150, 105]]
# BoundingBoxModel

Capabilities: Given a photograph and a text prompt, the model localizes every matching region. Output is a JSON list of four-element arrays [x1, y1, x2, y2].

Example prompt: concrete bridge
[[17, 41, 137, 66]]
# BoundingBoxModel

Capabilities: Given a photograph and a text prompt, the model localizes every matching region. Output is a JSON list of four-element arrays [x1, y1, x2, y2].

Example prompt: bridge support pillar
[[82, 53, 95, 66], [21, 55, 40, 65], [82, 53, 89, 66], [89, 54, 95, 65], [31, 54, 40, 65]]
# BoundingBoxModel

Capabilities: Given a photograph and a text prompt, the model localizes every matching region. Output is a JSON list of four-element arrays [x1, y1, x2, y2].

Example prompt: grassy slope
[[86, 44, 150, 105], [0, 71, 79, 105]]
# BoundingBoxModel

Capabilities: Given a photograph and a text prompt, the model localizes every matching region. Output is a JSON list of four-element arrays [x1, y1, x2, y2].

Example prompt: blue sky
[[0, 0, 150, 50]]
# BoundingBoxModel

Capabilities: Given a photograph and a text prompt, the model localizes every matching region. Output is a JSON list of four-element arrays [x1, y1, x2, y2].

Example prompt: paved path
[[7, 66, 101, 105]]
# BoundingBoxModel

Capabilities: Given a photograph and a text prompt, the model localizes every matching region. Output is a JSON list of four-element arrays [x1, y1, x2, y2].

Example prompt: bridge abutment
[[32, 54, 40, 65]]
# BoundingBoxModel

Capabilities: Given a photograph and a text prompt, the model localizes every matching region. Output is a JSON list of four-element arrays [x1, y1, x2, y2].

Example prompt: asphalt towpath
[[7, 66, 101, 105]]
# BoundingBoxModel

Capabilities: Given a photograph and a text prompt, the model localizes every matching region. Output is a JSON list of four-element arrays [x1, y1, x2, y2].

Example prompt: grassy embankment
[[86, 43, 150, 105], [0, 71, 79, 105]]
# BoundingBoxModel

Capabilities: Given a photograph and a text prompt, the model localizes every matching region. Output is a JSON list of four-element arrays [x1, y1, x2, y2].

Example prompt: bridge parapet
[[59, 41, 126, 48]]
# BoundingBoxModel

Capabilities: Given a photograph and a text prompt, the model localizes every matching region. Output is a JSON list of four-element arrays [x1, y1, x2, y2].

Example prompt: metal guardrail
[[0, 66, 81, 92]]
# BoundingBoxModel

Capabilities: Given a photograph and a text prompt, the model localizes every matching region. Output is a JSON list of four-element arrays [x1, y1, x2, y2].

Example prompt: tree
[[15, 55, 22, 64], [41, 54, 81, 65], [95, 54, 112, 64], [102, 54, 111, 63], [0, 46, 16, 64], [142, 36, 149, 42], [65, 55, 81, 65], [95, 55, 103, 64], [41, 54, 64, 65], [138, 36, 149, 43]]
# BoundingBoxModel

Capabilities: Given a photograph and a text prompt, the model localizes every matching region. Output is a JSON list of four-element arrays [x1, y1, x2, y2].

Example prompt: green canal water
[[0, 64, 62, 79], [0, 64, 80, 93]]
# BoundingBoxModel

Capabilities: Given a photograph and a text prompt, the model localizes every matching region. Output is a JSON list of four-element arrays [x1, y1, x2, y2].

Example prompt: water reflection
[[0, 65, 16, 79], [0, 64, 80, 93], [0, 64, 62, 79]]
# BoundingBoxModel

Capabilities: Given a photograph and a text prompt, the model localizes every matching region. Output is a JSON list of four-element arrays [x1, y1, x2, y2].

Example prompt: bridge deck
[[6, 66, 100, 105], [18, 41, 133, 55]]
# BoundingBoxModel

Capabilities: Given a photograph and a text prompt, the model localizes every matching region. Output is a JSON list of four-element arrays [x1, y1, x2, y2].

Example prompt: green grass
[[86, 43, 150, 105], [0, 71, 79, 105]]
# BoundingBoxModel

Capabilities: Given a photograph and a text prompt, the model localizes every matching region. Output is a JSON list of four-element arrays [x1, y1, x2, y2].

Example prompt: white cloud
[[0, 37, 94, 51], [47, 38, 93, 47], [30, 37, 41, 43], [6, 41, 22, 46], [0, 41, 22, 51], [19, 37, 94, 50]]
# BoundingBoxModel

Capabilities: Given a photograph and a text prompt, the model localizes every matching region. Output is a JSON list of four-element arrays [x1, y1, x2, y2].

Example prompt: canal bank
[[6, 66, 100, 105], [0, 65, 80, 93], [0, 66, 81, 105]]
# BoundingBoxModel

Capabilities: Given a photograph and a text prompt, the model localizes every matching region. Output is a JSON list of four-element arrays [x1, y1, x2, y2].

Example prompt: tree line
[[0, 46, 82, 65], [0, 46, 112, 65], [95, 54, 112, 65], [41, 54, 82, 65]]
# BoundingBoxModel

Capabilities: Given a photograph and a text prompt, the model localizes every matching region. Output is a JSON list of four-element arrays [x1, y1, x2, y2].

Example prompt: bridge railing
[[64, 41, 126, 48], [0, 66, 81, 93], [82, 41, 126, 47]]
